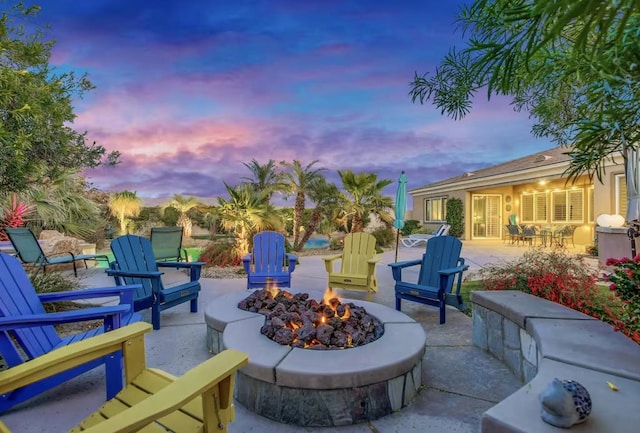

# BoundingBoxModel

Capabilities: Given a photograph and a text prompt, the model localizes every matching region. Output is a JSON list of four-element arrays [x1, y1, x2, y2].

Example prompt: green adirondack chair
[[150, 226, 188, 262]]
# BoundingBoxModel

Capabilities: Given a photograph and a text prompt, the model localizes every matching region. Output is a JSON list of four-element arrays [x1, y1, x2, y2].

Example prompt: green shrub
[[446, 198, 464, 237], [400, 219, 421, 236], [198, 241, 242, 267], [604, 256, 640, 343], [29, 270, 81, 313], [370, 226, 395, 248]]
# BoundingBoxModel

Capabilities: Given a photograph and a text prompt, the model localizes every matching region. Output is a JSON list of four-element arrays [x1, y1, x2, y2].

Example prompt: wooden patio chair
[[0, 322, 249, 433], [323, 232, 381, 296], [108, 235, 204, 330], [389, 236, 469, 324], [242, 231, 297, 289], [0, 252, 141, 412], [5, 227, 110, 277]]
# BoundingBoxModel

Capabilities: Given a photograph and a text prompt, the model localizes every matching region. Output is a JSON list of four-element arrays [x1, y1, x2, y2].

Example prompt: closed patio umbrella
[[625, 146, 640, 256], [393, 171, 407, 262]]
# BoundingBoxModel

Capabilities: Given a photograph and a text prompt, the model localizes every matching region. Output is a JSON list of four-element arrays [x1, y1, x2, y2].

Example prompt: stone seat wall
[[471, 290, 640, 433]]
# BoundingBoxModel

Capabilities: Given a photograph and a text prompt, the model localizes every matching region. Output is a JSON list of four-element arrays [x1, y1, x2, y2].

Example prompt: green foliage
[[198, 241, 243, 268], [28, 270, 81, 313], [337, 170, 393, 233], [605, 257, 640, 344], [446, 198, 464, 237], [400, 219, 421, 236], [370, 226, 395, 248], [0, 3, 119, 194], [410, 0, 640, 182]]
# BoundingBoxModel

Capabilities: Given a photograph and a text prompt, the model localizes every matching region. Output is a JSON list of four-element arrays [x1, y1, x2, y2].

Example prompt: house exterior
[[409, 147, 626, 246]]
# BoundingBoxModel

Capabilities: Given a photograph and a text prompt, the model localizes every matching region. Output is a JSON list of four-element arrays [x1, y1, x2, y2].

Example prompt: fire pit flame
[[237, 287, 384, 350]]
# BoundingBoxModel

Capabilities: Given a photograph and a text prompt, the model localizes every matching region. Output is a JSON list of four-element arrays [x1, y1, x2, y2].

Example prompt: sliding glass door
[[472, 194, 502, 239]]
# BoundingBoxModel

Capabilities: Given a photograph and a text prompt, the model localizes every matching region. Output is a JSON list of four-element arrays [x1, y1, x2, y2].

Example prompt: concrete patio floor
[[1, 240, 586, 432]]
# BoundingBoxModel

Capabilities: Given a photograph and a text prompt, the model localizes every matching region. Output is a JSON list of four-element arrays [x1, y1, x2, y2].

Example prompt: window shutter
[[568, 190, 583, 222], [521, 194, 534, 222]]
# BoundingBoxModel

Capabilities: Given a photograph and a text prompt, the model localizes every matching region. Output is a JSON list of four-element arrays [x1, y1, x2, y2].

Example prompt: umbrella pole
[[395, 229, 400, 262]]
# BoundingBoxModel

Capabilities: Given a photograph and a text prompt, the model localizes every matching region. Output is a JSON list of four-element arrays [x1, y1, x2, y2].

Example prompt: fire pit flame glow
[[237, 285, 383, 350]]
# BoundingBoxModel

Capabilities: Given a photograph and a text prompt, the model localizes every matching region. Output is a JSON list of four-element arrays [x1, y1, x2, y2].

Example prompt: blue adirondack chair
[[0, 252, 141, 412], [107, 235, 204, 330], [242, 231, 297, 289], [389, 236, 469, 324], [5, 227, 111, 277]]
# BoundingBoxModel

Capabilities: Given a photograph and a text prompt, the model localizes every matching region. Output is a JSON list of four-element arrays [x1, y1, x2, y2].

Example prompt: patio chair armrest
[[156, 261, 205, 270], [286, 254, 297, 272], [37, 284, 141, 304], [437, 264, 469, 276], [367, 254, 382, 264], [80, 349, 249, 433], [106, 269, 164, 279], [0, 305, 131, 331], [388, 259, 422, 282], [0, 323, 152, 396], [322, 254, 343, 273]]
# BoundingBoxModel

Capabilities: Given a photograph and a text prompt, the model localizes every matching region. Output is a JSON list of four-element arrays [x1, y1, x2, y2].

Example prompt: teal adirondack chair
[[242, 231, 297, 289], [5, 227, 110, 277], [108, 235, 204, 330], [389, 236, 469, 324], [150, 226, 188, 262], [0, 252, 141, 412]]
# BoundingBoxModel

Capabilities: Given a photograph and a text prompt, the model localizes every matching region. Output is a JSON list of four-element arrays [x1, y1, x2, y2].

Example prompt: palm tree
[[108, 190, 142, 235], [280, 160, 326, 248], [161, 195, 202, 238], [337, 170, 394, 233], [294, 177, 340, 251], [215, 183, 283, 256], [19, 172, 105, 238], [241, 159, 286, 203]]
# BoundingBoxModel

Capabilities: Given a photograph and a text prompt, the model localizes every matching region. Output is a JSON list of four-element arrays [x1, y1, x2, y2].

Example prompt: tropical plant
[[161, 195, 203, 238], [21, 172, 103, 238], [241, 159, 286, 203], [198, 241, 243, 268], [409, 0, 640, 182], [446, 198, 464, 237], [215, 183, 283, 256], [0, 3, 119, 194], [337, 170, 393, 233], [280, 160, 327, 247], [604, 256, 640, 343], [108, 190, 142, 235], [0, 193, 34, 240], [294, 177, 341, 251], [400, 219, 421, 236]]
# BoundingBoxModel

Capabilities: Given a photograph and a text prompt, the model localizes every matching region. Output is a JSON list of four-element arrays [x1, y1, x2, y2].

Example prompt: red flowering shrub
[[0, 194, 34, 241], [479, 249, 638, 344], [198, 241, 242, 268], [604, 256, 640, 343]]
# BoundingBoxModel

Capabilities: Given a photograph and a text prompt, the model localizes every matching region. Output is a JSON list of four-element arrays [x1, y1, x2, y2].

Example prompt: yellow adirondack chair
[[323, 232, 381, 296], [0, 323, 248, 433]]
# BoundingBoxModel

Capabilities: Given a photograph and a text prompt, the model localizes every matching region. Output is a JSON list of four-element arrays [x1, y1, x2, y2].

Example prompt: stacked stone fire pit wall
[[205, 291, 426, 427], [471, 291, 640, 433]]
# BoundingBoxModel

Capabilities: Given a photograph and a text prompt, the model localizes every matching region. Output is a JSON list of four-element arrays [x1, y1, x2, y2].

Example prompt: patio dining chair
[[5, 227, 110, 277]]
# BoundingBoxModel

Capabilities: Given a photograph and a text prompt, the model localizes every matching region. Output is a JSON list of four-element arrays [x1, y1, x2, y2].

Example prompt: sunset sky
[[32, 0, 553, 205]]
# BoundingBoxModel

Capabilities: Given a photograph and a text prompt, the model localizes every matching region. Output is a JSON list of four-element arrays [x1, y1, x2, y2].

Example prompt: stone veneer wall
[[472, 303, 537, 383]]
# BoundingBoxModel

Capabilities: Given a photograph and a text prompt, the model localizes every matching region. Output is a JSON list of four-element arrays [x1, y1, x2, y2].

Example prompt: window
[[551, 189, 584, 223], [520, 192, 547, 223], [615, 174, 627, 217], [424, 197, 447, 221]]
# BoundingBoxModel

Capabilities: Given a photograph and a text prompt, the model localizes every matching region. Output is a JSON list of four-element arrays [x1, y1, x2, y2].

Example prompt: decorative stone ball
[[539, 378, 592, 428]]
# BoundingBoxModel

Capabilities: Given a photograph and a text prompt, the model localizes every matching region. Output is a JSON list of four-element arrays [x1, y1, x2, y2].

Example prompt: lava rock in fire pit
[[238, 288, 384, 350]]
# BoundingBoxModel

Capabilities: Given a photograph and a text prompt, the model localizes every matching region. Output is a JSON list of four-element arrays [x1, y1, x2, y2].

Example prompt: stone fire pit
[[205, 290, 426, 427]]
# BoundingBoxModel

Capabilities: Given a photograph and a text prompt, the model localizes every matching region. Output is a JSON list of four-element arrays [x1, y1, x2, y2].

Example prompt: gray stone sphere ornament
[[538, 378, 592, 428]]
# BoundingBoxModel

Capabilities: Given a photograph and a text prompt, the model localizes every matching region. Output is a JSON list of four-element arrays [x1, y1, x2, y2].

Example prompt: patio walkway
[[1, 240, 584, 432]]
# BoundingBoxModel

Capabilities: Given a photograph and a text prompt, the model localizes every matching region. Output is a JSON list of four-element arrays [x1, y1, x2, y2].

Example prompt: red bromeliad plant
[[0, 194, 34, 241]]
